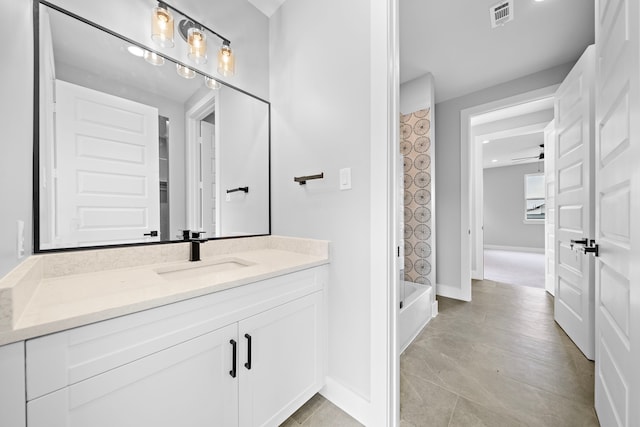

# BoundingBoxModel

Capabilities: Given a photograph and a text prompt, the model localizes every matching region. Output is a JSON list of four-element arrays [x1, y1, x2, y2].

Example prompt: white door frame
[[185, 91, 216, 232], [460, 84, 559, 300]]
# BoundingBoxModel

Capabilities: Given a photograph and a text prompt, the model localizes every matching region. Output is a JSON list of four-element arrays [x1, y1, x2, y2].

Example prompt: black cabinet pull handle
[[244, 333, 252, 370], [229, 339, 237, 378]]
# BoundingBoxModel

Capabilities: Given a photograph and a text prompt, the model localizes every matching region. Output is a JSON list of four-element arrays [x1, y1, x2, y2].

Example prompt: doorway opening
[[460, 85, 559, 299]]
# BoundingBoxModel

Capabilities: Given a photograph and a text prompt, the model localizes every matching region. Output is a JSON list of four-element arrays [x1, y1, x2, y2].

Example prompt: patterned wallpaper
[[401, 108, 432, 286]]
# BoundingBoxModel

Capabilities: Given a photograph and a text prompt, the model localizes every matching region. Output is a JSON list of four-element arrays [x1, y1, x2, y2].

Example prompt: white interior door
[[200, 121, 216, 236], [544, 121, 556, 296], [553, 45, 596, 360], [55, 80, 160, 247], [594, 0, 640, 424]]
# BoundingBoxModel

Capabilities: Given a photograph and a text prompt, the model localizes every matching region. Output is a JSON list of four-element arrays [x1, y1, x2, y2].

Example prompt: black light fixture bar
[[158, 0, 231, 45]]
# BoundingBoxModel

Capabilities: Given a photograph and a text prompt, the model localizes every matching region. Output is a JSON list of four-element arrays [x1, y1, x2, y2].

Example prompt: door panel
[[594, 0, 640, 424], [554, 45, 596, 360], [54, 80, 160, 247], [238, 292, 323, 427]]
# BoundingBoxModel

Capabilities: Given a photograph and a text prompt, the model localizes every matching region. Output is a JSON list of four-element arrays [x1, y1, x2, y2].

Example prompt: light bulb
[[187, 27, 207, 64], [151, 4, 174, 48], [217, 43, 235, 77]]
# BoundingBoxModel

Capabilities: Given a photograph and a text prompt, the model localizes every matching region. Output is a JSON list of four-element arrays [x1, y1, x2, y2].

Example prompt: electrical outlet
[[17, 220, 25, 259]]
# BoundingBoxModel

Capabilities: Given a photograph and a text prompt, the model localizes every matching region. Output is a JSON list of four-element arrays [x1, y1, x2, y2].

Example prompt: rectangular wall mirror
[[35, 1, 270, 251]]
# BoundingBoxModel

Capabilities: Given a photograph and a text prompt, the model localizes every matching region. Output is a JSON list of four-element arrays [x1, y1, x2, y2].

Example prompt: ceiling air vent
[[490, 0, 514, 28]]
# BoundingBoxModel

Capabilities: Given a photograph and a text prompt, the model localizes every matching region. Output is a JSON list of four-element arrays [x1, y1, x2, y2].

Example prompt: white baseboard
[[320, 377, 370, 426], [484, 245, 544, 254], [436, 283, 471, 301]]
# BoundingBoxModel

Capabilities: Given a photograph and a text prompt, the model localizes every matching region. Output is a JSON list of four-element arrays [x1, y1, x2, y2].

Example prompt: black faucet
[[189, 231, 207, 262]]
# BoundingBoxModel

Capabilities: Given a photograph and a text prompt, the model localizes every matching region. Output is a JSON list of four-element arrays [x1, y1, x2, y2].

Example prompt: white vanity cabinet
[[0, 341, 26, 427], [239, 291, 323, 427], [28, 324, 239, 427], [25, 266, 326, 427]]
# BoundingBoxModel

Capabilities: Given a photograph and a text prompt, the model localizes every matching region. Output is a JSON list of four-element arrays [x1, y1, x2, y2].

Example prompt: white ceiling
[[247, 0, 286, 17], [400, 0, 595, 103], [483, 132, 545, 169]]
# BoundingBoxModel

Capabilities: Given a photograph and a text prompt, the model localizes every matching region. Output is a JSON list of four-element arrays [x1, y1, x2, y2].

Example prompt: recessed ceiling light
[[534, 0, 544, 2], [492, 159, 498, 163], [127, 45, 145, 57], [482, 140, 490, 144]]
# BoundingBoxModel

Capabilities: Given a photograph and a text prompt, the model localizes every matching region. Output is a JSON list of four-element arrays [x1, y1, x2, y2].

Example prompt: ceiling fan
[[512, 144, 544, 162]]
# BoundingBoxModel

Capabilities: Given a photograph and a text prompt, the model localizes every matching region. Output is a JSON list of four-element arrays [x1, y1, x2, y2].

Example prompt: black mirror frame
[[32, 0, 271, 254]]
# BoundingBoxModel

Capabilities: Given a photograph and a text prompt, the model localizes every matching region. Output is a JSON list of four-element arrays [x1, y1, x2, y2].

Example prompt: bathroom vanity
[[0, 236, 329, 427]]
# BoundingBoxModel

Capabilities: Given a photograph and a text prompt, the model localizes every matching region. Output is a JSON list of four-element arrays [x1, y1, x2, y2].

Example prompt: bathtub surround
[[401, 108, 433, 287]]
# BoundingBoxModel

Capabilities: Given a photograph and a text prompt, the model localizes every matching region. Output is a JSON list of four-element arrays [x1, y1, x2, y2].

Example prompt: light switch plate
[[339, 168, 352, 190]]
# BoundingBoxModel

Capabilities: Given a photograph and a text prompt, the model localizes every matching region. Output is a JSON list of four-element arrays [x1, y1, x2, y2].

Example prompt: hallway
[[400, 280, 598, 426]]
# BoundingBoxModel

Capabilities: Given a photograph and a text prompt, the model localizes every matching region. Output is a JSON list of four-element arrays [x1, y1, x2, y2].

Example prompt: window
[[524, 173, 545, 222]]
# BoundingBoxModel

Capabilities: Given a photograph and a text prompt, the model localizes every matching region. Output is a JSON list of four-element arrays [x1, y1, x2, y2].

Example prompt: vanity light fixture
[[217, 40, 235, 77], [151, 1, 235, 76], [144, 50, 165, 66], [151, 2, 175, 48], [176, 63, 196, 79], [205, 76, 221, 90]]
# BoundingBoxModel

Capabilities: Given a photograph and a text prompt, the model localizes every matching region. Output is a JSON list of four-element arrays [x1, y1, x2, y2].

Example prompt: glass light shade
[[144, 50, 165, 66], [176, 63, 196, 79], [217, 44, 235, 77], [187, 27, 207, 64], [205, 76, 221, 90], [151, 5, 174, 48]]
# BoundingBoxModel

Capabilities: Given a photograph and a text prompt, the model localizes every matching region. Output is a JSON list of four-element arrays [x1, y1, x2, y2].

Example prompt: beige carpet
[[483, 249, 545, 288]]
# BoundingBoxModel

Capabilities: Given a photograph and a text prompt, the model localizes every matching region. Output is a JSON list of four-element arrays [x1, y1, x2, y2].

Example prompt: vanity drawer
[[26, 266, 325, 400]]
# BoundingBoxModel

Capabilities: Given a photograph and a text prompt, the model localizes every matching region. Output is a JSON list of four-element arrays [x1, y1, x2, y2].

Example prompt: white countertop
[[0, 236, 329, 346]]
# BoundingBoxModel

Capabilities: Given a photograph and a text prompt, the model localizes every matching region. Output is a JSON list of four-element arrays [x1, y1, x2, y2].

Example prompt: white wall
[[435, 62, 574, 291], [400, 73, 434, 115], [0, 2, 33, 278], [484, 163, 545, 249], [270, 0, 374, 414], [270, 0, 371, 397], [0, 0, 269, 280]]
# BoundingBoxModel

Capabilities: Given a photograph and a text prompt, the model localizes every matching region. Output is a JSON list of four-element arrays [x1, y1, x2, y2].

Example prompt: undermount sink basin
[[155, 258, 253, 280]]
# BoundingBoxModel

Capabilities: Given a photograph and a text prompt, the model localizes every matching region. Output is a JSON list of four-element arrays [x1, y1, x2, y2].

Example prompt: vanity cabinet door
[[28, 324, 239, 427], [0, 342, 26, 427], [238, 291, 324, 427]]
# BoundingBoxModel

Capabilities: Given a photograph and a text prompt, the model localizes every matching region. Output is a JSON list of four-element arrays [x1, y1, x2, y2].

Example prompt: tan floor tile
[[300, 400, 362, 427], [400, 373, 458, 427], [448, 396, 526, 427]]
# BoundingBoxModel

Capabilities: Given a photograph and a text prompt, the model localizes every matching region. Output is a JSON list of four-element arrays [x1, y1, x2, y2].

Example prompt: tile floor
[[281, 279, 598, 426]]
